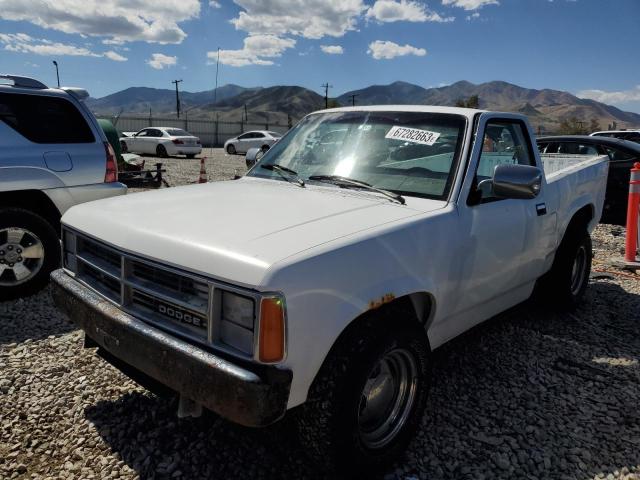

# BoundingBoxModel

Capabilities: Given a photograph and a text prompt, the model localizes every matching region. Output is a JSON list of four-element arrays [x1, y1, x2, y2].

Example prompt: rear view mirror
[[492, 164, 542, 199], [245, 147, 265, 168]]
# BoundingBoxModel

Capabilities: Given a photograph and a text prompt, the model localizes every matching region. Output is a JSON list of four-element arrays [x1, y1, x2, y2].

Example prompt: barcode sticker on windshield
[[385, 126, 440, 146]]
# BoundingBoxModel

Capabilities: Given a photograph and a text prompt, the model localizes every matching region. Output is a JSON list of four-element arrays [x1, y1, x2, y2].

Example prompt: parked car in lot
[[120, 127, 201, 158], [52, 106, 607, 475], [537, 135, 640, 224], [224, 130, 281, 155], [0, 74, 126, 299], [591, 129, 640, 144]]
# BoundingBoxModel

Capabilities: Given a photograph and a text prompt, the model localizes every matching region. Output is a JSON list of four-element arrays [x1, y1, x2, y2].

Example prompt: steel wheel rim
[[570, 245, 587, 295], [0, 227, 45, 286], [358, 348, 418, 449]]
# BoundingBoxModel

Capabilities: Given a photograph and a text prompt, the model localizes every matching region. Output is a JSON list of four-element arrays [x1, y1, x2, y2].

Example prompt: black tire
[[226, 144, 236, 155], [538, 228, 592, 311], [120, 141, 128, 153], [186, 154, 196, 159], [296, 316, 430, 477], [0, 208, 60, 300], [156, 144, 168, 158], [261, 144, 270, 152]]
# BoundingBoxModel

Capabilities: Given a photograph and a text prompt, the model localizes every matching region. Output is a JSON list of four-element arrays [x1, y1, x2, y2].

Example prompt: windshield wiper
[[308, 175, 405, 205], [260, 164, 305, 187]]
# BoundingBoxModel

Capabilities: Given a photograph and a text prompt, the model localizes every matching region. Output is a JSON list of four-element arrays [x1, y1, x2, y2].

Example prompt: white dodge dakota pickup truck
[[52, 106, 608, 475]]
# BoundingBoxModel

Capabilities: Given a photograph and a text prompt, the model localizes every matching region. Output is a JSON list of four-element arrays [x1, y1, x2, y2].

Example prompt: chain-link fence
[[96, 114, 293, 147]]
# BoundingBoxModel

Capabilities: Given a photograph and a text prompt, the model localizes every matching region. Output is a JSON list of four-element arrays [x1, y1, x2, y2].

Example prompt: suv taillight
[[104, 142, 118, 183]]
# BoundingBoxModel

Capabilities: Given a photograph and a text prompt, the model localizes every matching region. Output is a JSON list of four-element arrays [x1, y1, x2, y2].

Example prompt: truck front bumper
[[51, 269, 292, 427]]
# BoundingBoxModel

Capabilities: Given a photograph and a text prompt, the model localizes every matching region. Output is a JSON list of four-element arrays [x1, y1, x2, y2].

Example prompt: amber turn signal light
[[259, 298, 285, 363]]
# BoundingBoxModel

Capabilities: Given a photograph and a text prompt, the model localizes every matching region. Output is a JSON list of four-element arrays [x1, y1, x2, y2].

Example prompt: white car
[[224, 130, 282, 155], [53, 107, 608, 475], [591, 129, 640, 144], [120, 127, 201, 158]]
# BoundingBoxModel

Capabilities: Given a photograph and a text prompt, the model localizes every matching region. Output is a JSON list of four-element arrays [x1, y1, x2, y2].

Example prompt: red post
[[198, 157, 207, 184], [624, 162, 640, 263]]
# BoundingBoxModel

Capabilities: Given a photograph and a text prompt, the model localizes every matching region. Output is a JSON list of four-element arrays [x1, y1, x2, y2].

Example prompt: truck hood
[[63, 177, 444, 287]]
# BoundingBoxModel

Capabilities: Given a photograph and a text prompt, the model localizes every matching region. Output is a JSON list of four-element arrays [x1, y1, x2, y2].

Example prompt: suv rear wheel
[[0, 208, 60, 300]]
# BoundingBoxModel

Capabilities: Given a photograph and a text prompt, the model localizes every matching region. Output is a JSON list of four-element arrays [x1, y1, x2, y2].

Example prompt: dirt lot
[[1, 153, 639, 479]]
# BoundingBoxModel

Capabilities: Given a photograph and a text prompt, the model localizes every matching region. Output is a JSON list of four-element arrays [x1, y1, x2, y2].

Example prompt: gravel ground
[[1, 157, 640, 479]]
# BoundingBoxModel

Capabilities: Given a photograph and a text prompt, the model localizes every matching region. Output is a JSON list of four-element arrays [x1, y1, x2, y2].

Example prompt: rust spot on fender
[[368, 293, 396, 310]]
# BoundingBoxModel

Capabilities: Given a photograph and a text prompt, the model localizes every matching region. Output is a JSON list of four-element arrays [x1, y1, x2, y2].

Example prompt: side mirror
[[492, 164, 542, 199], [245, 147, 265, 169]]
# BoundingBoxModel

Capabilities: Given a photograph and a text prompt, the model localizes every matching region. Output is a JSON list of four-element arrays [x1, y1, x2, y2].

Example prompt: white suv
[[0, 75, 126, 299]]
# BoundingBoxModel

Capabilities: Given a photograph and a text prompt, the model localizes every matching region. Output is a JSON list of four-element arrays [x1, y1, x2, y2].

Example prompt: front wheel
[[0, 208, 60, 300], [186, 154, 196, 159], [226, 144, 236, 155], [538, 229, 592, 310], [297, 319, 430, 476], [120, 141, 128, 153]]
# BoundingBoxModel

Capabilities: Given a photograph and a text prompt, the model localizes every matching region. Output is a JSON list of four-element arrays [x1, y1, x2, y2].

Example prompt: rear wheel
[[538, 228, 592, 310], [226, 144, 236, 155], [297, 317, 430, 476], [186, 154, 196, 159], [156, 144, 168, 158], [261, 144, 270, 152], [0, 209, 60, 300]]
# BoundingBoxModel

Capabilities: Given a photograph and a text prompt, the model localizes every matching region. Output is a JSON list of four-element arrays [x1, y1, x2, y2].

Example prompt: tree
[[455, 95, 480, 109], [589, 118, 601, 133]]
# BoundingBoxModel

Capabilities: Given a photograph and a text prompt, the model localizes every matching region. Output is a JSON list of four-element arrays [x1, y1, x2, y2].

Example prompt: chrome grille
[[72, 234, 210, 342]]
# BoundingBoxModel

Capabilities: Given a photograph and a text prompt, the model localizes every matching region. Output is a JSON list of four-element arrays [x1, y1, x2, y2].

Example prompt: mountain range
[[87, 80, 640, 132]]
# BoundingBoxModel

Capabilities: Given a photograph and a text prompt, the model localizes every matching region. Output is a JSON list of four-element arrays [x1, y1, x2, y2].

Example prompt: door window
[[474, 121, 534, 202], [0, 92, 94, 143]]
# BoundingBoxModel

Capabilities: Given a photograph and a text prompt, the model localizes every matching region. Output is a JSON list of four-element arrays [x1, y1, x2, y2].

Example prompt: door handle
[[536, 203, 547, 216]]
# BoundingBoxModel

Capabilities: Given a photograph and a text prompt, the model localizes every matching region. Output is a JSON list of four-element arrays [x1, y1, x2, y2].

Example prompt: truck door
[[454, 116, 546, 318]]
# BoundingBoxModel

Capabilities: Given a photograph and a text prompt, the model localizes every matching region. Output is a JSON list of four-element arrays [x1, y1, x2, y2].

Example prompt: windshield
[[165, 128, 190, 136], [247, 111, 466, 200]]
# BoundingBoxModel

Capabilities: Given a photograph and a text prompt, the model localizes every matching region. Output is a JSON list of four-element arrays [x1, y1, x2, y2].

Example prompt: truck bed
[[541, 153, 609, 180]]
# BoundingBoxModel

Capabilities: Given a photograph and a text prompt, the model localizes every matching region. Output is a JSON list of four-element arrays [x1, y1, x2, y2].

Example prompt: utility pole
[[213, 47, 220, 106], [172, 79, 183, 118], [321, 82, 333, 109], [349, 94, 359, 107], [52, 60, 60, 87], [244, 104, 248, 123]]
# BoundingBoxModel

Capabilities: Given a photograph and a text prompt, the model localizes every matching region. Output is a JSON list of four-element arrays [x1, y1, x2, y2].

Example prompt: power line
[[321, 82, 333, 109], [171, 79, 183, 118]]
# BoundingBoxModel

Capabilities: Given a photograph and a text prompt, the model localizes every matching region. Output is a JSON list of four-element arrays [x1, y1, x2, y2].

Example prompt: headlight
[[219, 291, 255, 355]]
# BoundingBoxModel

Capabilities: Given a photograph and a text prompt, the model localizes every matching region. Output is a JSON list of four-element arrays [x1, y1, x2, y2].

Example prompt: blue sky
[[0, 0, 639, 113]]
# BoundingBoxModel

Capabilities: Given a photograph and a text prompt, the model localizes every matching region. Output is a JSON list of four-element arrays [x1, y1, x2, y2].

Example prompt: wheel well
[[333, 293, 434, 354], [0, 190, 62, 237], [565, 204, 594, 237]]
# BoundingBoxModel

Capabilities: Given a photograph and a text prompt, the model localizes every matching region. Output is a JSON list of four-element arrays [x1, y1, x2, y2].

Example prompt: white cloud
[[146, 53, 177, 69], [230, 0, 366, 39], [367, 40, 426, 59], [0, 33, 127, 60], [104, 50, 127, 61], [320, 45, 344, 54], [208, 34, 296, 67], [0, 0, 200, 44], [466, 11, 480, 20], [210, 0, 222, 7], [366, 0, 453, 23], [442, 0, 498, 10], [577, 86, 640, 104]]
